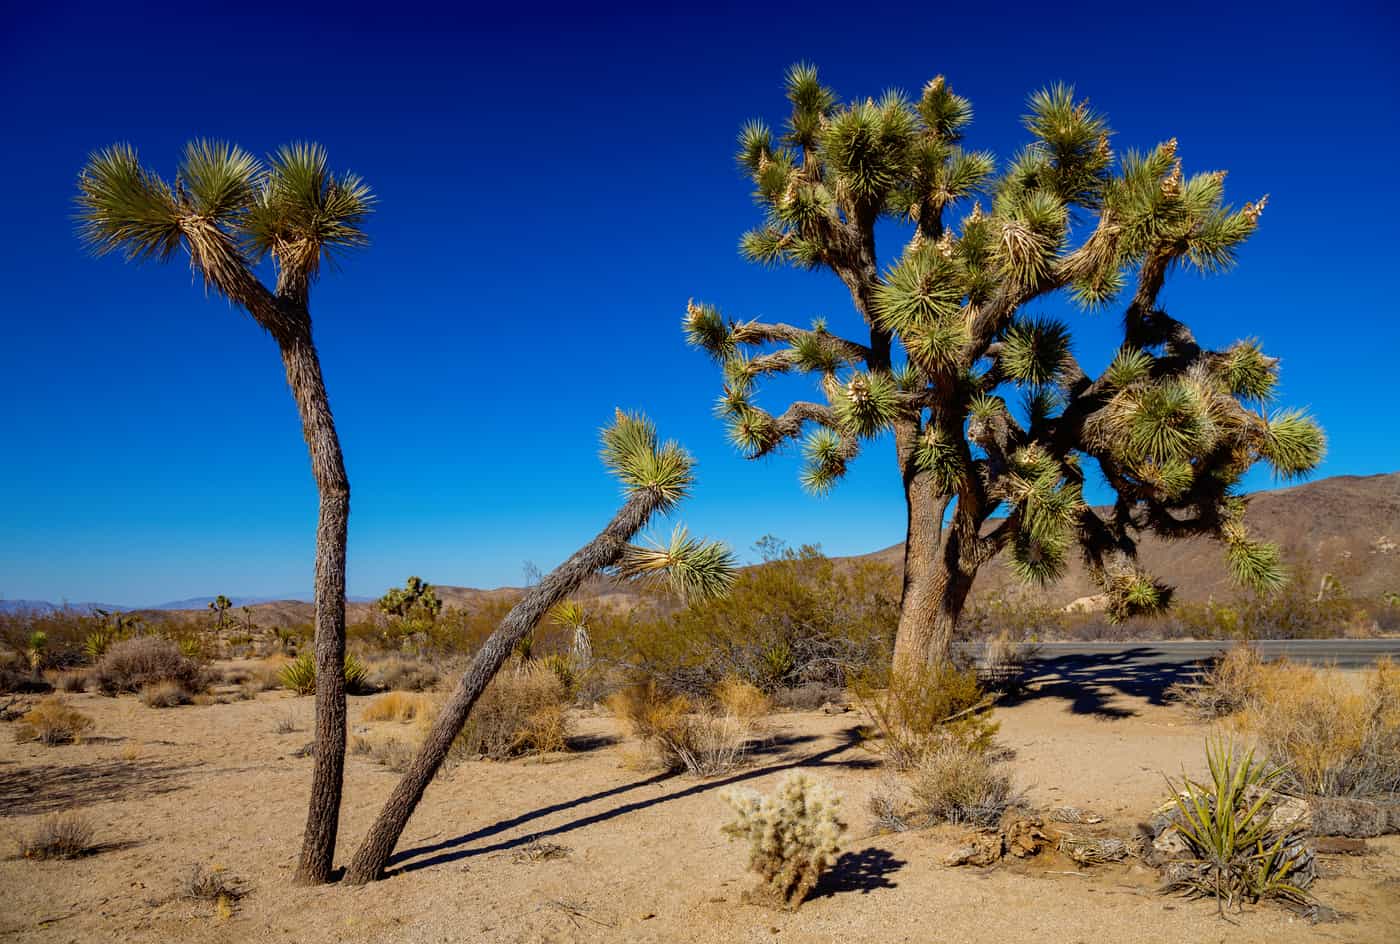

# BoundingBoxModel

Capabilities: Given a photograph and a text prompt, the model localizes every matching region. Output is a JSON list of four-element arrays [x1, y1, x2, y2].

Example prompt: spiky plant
[[343, 411, 736, 884], [76, 140, 372, 884], [687, 67, 1324, 666]]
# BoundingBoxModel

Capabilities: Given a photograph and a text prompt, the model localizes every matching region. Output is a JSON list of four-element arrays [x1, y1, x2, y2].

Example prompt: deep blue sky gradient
[[2, 2, 1397, 605]]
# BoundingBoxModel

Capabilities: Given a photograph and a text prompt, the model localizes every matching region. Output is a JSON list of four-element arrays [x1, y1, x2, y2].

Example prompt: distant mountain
[[147, 594, 376, 611], [0, 600, 129, 615]]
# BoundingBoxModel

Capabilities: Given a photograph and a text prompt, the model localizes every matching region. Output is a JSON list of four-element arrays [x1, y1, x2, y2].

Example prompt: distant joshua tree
[[208, 594, 232, 630], [686, 65, 1325, 668], [76, 141, 372, 885], [376, 576, 443, 640], [344, 411, 736, 883]]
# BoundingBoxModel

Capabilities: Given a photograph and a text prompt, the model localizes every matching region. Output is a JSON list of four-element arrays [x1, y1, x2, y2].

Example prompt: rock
[[1310, 837, 1368, 855], [944, 830, 1004, 867], [1151, 828, 1190, 859], [1267, 794, 1312, 835], [1309, 798, 1400, 838], [1003, 817, 1051, 858]]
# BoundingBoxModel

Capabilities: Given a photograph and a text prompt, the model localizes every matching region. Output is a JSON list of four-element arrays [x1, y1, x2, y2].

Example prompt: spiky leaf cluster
[[616, 525, 737, 603], [600, 410, 694, 509]]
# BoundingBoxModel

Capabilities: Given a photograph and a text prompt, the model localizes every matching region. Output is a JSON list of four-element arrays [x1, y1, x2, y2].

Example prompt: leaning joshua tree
[[685, 65, 1324, 668], [76, 141, 372, 884], [344, 411, 735, 883]]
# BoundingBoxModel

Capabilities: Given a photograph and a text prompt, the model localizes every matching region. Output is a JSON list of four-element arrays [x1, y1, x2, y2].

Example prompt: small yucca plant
[[280, 652, 369, 696], [1163, 738, 1310, 913]]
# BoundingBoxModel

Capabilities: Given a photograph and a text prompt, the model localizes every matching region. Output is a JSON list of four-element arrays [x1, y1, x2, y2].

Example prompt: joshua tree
[[76, 141, 372, 884], [343, 411, 735, 883], [208, 594, 233, 631], [686, 66, 1325, 667], [375, 576, 442, 639]]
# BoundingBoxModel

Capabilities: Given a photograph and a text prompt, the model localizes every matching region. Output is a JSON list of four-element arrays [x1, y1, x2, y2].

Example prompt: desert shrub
[[278, 652, 370, 696], [867, 777, 911, 833], [1161, 739, 1311, 912], [538, 653, 578, 701], [1168, 643, 1268, 719], [852, 663, 997, 769], [0, 654, 51, 694], [720, 772, 846, 910], [906, 739, 1018, 826], [181, 863, 244, 910], [452, 662, 570, 759], [16, 813, 96, 859], [14, 696, 94, 745], [56, 670, 89, 694], [365, 656, 440, 692], [361, 691, 434, 723], [596, 544, 897, 696], [350, 733, 419, 771], [93, 636, 204, 695], [273, 713, 300, 734], [139, 680, 191, 708], [608, 680, 753, 776], [1239, 657, 1400, 798], [974, 629, 1035, 691], [772, 682, 844, 711], [714, 676, 772, 721]]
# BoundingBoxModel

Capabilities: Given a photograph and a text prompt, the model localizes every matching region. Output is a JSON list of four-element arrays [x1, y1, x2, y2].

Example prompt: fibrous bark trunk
[[280, 331, 351, 886], [343, 490, 662, 884]]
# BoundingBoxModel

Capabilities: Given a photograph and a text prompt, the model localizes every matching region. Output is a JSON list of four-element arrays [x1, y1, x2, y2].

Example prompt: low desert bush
[[772, 682, 844, 711], [720, 772, 846, 910], [974, 629, 1035, 691], [139, 680, 191, 708], [278, 652, 370, 696], [93, 637, 204, 695], [14, 696, 94, 745], [181, 863, 244, 905], [57, 670, 89, 693], [1168, 643, 1268, 719], [1239, 657, 1400, 798], [361, 691, 434, 723], [17, 812, 96, 859], [607, 680, 752, 776], [852, 663, 997, 769], [350, 733, 419, 772], [1161, 739, 1311, 912], [452, 662, 570, 759], [365, 656, 440, 693], [0, 661, 51, 694], [906, 739, 1018, 826]]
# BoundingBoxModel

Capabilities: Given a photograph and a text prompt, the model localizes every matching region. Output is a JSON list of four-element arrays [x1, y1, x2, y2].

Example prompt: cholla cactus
[[720, 772, 846, 910], [688, 65, 1325, 667]]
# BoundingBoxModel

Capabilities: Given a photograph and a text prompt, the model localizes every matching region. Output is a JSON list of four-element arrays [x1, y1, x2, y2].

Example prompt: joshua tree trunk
[[280, 329, 351, 886], [344, 491, 660, 884]]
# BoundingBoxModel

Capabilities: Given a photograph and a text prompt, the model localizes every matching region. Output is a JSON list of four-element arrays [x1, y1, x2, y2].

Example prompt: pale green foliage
[[616, 526, 737, 603], [280, 652, 369, 696], [720, 772, 846, 910], [832, 371, 899, 437], [1163, 739, 1310, 911], [600, 410, 694, 509]]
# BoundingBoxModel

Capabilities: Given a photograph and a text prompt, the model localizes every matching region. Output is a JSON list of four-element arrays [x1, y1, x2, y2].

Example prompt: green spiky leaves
[[819, 94, 917, 208], [918, 76, 973, 141], [1221, 340, 1277, 402], [617, 526, 737, 603], [1101, 570, 1171, 623], [600, 410, 694, 510], [873, 245, 965, 336], [1221, 518, 1286, 593], [1259, 409, 1326, 480], [1002, 446, 1084, 586], [1104, 347, 1154, 389], [832, 371, 900, 438], [178, 140, 260, 220], [242, 142, 374, 277], [801, 428, 850, 495], [999, 317, 1070, 387], [683, 300, 733, 360], [76, 144, 183, 261], [913, 426, 964, 492]]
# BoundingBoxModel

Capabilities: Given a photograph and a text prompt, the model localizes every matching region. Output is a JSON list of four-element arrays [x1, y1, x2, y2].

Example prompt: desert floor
[[2, 671, 1397, 944]]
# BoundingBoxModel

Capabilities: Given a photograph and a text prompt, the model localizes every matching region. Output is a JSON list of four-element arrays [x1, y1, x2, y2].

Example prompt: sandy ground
[[1, 676, 1397, 944]]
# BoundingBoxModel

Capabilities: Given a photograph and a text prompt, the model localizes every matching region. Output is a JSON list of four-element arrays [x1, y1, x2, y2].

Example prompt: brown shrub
[[906, 739, 1018, 826], [350, 734, 418, 772], [366, 657, 440, 692], [772, 682, 844, 712], [93, 637, 204, 695], [1168, 642, 1267, 719], [17, 813, 96, 859], [608, 680, 751, 776], [713, 676, 772, 721], [452, 662, 570, 760], [14, 696, 94, 745], [57, 670, 89, 694], [180, 863, 244, 904], [852, 663, 997, 769], [139, 680, 191, 708]]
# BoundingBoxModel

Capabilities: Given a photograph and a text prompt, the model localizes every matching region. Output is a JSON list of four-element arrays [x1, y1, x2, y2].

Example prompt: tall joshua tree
[[685, 66, 1325, 668], [76, 141, 372, 884], [344, 411, 735, 883]]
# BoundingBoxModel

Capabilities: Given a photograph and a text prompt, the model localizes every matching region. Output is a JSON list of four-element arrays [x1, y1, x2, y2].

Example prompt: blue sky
[[1, 2, 1396, 606]]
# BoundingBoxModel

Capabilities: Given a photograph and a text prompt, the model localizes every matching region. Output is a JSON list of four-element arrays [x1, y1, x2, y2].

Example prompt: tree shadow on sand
[[0, 758, 195, 817], [811, 847, 905, 898], [998, 646, 1212, 719], [386, 727, 875, 876]]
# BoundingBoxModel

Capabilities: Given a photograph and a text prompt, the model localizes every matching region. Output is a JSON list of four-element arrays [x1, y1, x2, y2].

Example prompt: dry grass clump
[[906, 739, 1018, 826], [16, 813, 97, 859], [852, 663, 997, 770], [453, 662, 570, 760], [366, 656, 440, 692], [93, 636, 204, 695], [975, 629, 1034, 691], [360, 691, 434, 723], [139, 680, 192, 708], [713, 676, 772, 721], [607, 680, 753, 776], [181, 863, 244, 917], [14, 696, 94, 745], [1239, 657, 1400, 798], [1168, 643, 1268, 719], [720, 772, 846, 910], [772, 682, 844, 711]]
